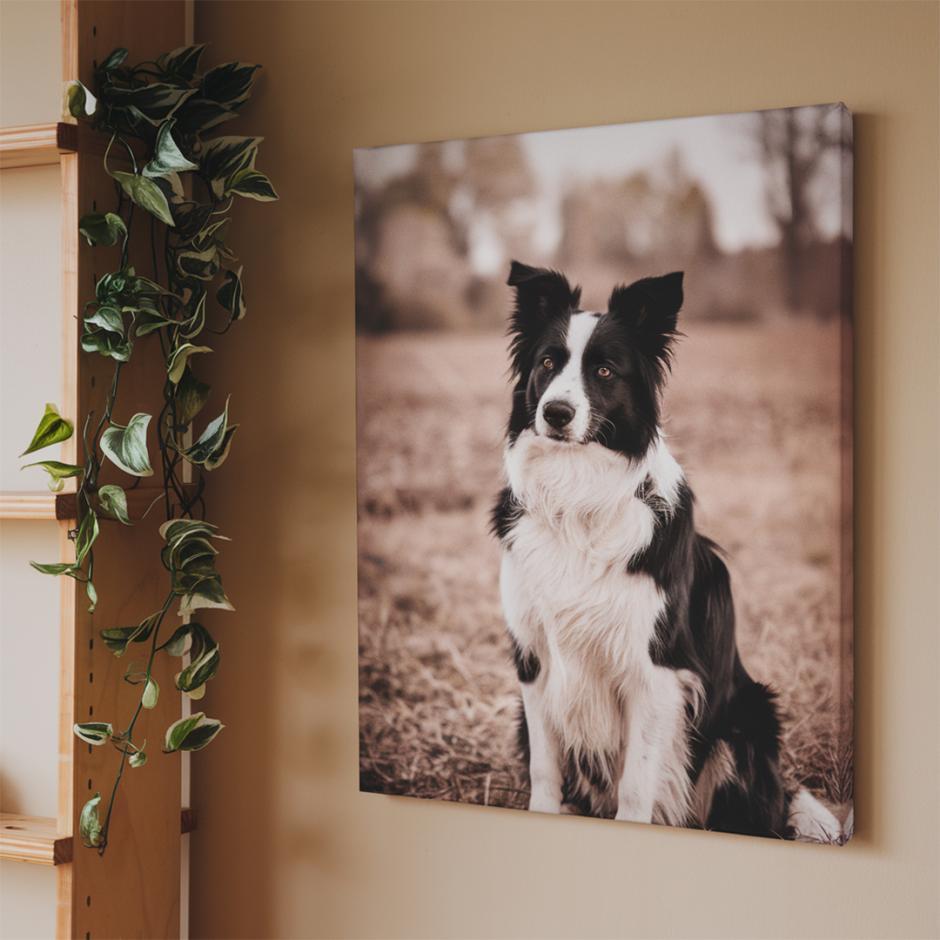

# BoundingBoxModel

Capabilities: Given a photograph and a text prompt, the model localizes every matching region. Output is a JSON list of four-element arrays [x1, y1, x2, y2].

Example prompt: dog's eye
[[541, 357, 554, 371], [597, 366, 612, 379]]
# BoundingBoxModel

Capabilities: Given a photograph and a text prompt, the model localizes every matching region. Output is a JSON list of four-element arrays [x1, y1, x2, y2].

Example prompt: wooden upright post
[[59, 3, 188, 937]]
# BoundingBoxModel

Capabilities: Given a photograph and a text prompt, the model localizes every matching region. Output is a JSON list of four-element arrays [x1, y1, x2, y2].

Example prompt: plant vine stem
[[86, 361, 123, 490], [97, 588, 176, 853]]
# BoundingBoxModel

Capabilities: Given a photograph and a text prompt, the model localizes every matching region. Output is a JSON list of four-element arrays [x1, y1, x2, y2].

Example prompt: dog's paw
[[615, 798, 654, 824], [788, 788, 846, 843], [528, 794, 562, 814]]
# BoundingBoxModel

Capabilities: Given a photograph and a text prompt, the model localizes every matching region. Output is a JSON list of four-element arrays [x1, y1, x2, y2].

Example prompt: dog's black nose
[[543, 400, 575, 429]]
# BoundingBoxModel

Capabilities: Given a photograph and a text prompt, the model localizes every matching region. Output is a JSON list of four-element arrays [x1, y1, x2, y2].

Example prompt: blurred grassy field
[[357, 320, 852, 822]]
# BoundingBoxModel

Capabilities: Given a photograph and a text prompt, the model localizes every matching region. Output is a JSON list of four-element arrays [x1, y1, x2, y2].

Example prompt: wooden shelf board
[[1, 487, 195, 522], [0, 122, 77, 170], [0, 490, 59, 520], [0, 813, 72, 866], [56, 486, 196, 522], [0, 809, 196, 867]]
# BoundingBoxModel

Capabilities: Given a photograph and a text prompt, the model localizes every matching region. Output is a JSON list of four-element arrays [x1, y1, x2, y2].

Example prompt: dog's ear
[[507, 261, 581, 375], [608, 272, 683, 365], [507, 260, 580, 309]]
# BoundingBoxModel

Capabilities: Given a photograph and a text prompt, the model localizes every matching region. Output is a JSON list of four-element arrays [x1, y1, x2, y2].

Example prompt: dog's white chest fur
[[501, 433, 671, 755]]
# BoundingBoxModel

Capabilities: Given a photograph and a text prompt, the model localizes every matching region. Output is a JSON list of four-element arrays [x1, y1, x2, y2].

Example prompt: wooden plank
[[0, 810, 195, 868], [57, 0, 79, 925], [55, 485, 195, 522], [0, 814, 72, 866], [0, 491, 58, 520], [71, 120, 144, 166], [59, 2, 188, 938], [180, 807, 197, 835], [56, 142, 79, 940], [0, 123, 76, 169], [0, 486, 192, 522]]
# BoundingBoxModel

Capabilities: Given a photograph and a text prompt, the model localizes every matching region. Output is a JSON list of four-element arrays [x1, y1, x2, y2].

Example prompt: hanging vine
[[19, 44, 276, 853]]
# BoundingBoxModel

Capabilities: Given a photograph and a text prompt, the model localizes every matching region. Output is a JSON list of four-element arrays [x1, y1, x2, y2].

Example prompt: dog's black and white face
[[506, 261, 684, 460]]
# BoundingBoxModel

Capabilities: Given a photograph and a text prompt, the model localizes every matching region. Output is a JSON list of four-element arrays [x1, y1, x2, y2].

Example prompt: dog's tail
[[705, 680, 790, 838]]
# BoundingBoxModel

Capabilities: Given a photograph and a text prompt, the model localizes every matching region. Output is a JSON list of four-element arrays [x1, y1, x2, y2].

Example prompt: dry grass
[[357, 320, 852, 825]]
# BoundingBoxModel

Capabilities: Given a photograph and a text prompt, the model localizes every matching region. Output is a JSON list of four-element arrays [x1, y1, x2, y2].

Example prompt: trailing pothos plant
[[19, 44, 276, 854]]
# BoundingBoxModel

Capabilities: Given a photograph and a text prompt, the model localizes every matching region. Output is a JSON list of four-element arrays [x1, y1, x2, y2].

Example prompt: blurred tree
[[559, 152, 718, 276], [459, 136, 538, 273], [754, 106, 848, 314], [463, 135, 535, 208], [355, 142, 474, 331]]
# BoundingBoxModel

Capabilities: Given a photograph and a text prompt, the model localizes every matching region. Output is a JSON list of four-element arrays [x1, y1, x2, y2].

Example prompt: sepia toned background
[[355, 106, 853, 826], [185, 2, 938, 938]]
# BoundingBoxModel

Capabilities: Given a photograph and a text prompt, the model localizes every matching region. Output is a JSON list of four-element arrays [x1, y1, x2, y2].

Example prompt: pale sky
[[354, 105, 846, 259]]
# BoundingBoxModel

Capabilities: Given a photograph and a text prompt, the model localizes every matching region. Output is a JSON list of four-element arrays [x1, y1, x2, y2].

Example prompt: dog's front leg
[[522, 681, 563, 814], [615, 670, 684, 823]]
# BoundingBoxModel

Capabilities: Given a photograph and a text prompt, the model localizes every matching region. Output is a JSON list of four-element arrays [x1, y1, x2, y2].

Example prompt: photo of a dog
[[495, 261, 842, 840], [356, 105, 852, 843]]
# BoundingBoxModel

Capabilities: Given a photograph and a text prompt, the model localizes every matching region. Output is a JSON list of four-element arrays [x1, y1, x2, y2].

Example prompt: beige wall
[[190, 2, 939, 938], [0, 4, 63, 938]]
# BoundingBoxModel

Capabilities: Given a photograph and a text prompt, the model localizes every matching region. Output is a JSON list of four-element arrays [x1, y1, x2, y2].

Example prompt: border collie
[[492, 261, 845, 841]]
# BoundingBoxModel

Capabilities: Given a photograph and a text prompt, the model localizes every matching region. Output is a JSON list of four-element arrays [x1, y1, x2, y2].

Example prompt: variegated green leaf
[[98, 47, 128, 72], [199, 135, 259, 198], [100, 611, 160, 657], [79, 212, 127, 247], [111, 171, 175, 226], [167, 343, 211, 384], [22, 460, 83, 492], [98, 484, 131, 524], [158, 43, 206, 81], [30, 561, 81, 577], [64, 80, 96, 118], [141, 677, 159, 709], [129, 750, 147, 768], [79, 793, 102, 848], [143, 119, 198, 179], [175, 367, 210, 427], [201, 62, 260, 109], [101, 413, 153, 477], [179, 293, 207, 339], [74, 722, 113, 746], [228, 167, 278, 202], [181, 397, 237, 470], [175, 624, 220, 692], [74, 509, 99, 566], [100, 82, 195, 126], [178, 575, 234, 616], [164, 712, 223, 753], [176, 246, 219, 282], [20, 403, 73, 456], [217, 267, 246, 321]]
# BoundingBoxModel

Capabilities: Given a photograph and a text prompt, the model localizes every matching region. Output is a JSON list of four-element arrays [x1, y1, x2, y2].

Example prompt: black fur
[[490, 486, 524, 543], [494, 262, 792, 837], [509, 636, 541, 684]]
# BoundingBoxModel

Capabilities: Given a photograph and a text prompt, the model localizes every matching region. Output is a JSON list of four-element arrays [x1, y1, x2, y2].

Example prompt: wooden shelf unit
[[1, 3, 190, 938]]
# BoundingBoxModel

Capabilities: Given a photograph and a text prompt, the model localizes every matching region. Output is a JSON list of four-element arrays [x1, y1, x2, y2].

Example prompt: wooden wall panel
[[61, 3, 187, 937]]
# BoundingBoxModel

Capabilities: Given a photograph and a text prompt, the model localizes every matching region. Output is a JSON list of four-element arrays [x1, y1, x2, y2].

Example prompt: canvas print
[[355, 104, 853, 843]]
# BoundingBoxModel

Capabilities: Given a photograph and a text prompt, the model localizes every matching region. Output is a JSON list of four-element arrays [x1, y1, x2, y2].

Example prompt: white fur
[[520, 682, 563, 814], [501, 429, 695, 822], [616, 665, 700, 826], [788, 787, 846, 844], [535, 312, 599, 442]]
